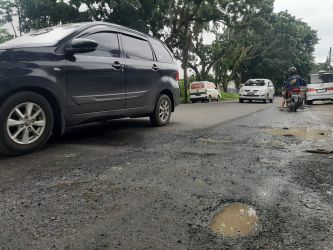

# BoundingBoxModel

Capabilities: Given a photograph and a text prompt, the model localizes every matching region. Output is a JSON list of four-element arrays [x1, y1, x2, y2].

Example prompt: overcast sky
[[274, 0, 333, 63]]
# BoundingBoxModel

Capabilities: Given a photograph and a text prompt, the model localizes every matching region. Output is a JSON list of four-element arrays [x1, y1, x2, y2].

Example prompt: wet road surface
[[0, 100, 332, 249]]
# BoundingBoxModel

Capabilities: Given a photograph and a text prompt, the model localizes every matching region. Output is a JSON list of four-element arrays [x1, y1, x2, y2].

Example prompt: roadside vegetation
[[219, 92, 239, 101], [0, 0, 321, 101]]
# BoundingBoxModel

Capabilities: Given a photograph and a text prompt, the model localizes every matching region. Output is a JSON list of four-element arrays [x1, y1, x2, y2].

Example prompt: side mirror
[[65, 38, 98, 54]]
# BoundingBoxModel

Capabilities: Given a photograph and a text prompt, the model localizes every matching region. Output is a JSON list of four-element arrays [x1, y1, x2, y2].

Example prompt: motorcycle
[[286, 87, 304, 112]]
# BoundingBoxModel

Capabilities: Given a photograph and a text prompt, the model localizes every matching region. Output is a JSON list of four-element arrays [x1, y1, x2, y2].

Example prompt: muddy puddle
[[265, 128, 331, 140], [209, 203, 258, 237]]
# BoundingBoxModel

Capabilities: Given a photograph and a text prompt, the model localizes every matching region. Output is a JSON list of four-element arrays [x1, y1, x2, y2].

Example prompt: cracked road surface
[[0, 100, 332, 249]]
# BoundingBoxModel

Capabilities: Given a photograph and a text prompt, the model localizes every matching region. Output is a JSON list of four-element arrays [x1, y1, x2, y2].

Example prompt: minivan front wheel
[[0, 91, 54, 156], [150, 94, 172, 127]]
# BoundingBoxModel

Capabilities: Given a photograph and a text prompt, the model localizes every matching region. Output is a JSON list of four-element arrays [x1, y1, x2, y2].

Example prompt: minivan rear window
[[310, 74, 322, 84], [121, 35, 153, 61], [150, 39, 173, 63], [191, 83, 205, 89], [311, 74, 333, 84], [321, 74, 333, 83]]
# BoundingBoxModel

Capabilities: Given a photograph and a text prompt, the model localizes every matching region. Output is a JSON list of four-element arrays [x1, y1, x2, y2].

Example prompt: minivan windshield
[[244, 80, 266, 86], [2, 23, 82, 47]]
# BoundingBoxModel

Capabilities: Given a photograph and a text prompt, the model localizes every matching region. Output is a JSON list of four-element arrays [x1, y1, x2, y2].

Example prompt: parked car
[[306, 72, 333, 105], [239, 79, 275, 103], [0, 22, 180, 155], [189, 81, 220, 103]]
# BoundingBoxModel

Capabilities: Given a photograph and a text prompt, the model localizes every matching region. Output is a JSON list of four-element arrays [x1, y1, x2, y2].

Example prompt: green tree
[[239, 11, 318, 89], [313, 62, 332, 72], [189, 0, 275, 88], [0, 0, 82, 35], [0, 27, 13, 43]]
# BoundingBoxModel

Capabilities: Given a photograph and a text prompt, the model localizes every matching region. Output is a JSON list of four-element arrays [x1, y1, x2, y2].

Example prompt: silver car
[[239, 79, 275, 103], [306, 73, 333, 105]]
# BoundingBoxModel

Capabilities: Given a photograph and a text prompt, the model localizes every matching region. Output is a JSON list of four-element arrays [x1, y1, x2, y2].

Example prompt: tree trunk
[[183, 61, 189, 102], [223, 81, 228, 92], [10, 21, 17, 38], [181, 22, 192, 103], [17, 5, 22, 36]]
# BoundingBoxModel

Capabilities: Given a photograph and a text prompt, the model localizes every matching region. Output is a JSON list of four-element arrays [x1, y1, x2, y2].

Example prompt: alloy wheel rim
[[159, 99, 170, 122], [6, 102, 46, 145]]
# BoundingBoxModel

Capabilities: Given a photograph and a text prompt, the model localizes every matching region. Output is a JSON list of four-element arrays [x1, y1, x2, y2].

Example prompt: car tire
[[207, 96, 212, 103], [0, 91, 54, 156], [150, 94, 172, 127], [263, 98, 267, 104], [269, 96, 274, 103], [306, 100, 313, 105], [239, 98, 244, 103], [216, 96, 220, 102]]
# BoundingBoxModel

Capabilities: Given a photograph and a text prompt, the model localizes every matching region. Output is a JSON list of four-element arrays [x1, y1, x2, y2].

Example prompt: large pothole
[[209, 203, 259, 237], [265, 128, 330, 140]]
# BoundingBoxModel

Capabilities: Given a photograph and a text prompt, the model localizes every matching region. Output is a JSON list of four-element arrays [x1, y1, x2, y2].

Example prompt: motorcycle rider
[[280, 67, 303, 111]]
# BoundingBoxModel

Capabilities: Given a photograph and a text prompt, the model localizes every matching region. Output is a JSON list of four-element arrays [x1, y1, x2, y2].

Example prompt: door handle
[[152, 64, 159, 72], [112, 61, 124, 71]]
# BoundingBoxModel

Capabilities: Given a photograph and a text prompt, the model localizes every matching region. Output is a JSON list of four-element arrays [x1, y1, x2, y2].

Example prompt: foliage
[[0, 27, 13, 43], [238, 11, 318, 89], [313, 62, 332, 72]]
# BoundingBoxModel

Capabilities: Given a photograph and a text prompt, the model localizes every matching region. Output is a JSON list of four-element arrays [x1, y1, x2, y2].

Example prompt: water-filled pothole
[[209, 203, 258, 237], [265, 128, 330, 140]]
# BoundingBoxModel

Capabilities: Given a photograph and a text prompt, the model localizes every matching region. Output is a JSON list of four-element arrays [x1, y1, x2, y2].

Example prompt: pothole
[[209, 203, 259, 237], [305, 149, 333, 154], [265, 128, 331, 140]]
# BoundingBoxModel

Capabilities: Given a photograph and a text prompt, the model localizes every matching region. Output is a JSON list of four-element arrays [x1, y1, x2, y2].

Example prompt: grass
[[219, 92, 239, 101]]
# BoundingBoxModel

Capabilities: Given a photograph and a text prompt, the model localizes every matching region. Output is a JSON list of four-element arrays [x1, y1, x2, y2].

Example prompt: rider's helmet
[[288, 67, 297, 74]]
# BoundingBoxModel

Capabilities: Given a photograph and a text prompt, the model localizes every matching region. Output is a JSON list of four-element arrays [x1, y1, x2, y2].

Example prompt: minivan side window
[[121, 35, 153, 61], [83, 32, 120, 58], [150, 39, 173, 63]]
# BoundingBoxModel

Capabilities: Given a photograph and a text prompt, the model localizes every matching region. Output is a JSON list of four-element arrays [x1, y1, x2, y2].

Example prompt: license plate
[[317, 89, 327, 93], [247, 92, 253, 96]]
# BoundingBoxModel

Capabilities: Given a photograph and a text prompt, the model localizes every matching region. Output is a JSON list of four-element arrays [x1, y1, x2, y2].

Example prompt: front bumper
[[239, 94, 267, 100]]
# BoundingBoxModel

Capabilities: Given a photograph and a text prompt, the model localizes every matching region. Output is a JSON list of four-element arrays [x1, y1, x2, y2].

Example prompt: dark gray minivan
[[0, 22, 180, 155]]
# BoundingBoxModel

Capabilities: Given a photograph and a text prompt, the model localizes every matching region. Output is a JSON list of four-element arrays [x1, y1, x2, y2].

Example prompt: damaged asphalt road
[[0, 101, 332, 249]]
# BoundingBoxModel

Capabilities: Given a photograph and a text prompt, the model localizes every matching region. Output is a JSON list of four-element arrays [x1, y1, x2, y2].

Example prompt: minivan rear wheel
[[0, 91, 54, 156], [150, 94, 172, 127]]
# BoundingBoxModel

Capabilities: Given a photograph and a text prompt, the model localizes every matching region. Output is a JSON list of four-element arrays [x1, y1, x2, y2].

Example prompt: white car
[[239, 79, 275, 103], [189, 81, 220, 103], [306, 73, 333, 105]]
